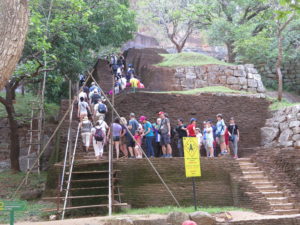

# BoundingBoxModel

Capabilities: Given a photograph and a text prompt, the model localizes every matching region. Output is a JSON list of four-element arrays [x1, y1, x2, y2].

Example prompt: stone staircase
[[237, 158, 299, 215]]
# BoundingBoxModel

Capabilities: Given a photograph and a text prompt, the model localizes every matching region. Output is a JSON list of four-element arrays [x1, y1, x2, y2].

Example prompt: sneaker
[[233, 155, 238, 159]]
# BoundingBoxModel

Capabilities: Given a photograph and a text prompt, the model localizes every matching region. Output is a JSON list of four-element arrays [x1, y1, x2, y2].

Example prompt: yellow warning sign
[[183, 137, 201, 177]]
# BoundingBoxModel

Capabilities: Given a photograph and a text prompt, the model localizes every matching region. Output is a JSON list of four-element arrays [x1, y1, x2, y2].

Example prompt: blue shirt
[[144, 121, 154, 137], [89, 85, 101, 93]]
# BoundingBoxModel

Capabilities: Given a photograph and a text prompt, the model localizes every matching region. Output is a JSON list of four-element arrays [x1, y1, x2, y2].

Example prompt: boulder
[[275, 115, 286, 123], [297, 113, 300, 120], [167, 212, 190, 225], [248, 79, 258, 88], [20, 189, 43, 201], [189, 211, 216, 225], [261, 127, 279, 145], [292, 134, 300, 141], [104, 218, 134, 225], [289, 121, 300, 128], [238, 77, 247, 85], [278, 129, 293, 146], [257, 81, 266, 93], [293, 127, 300, 134]]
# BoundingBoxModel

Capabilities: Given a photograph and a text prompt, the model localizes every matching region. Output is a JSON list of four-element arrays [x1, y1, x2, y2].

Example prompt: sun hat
[[216, 113, 223, 118], [139, 116, 147, 122], [91, 82, 95, 85], [182, 221, 197, 225], [190, 118, 197, 123]]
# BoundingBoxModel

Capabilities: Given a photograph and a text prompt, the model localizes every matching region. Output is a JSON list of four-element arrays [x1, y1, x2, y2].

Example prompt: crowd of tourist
[[77, 56, 240, 160]]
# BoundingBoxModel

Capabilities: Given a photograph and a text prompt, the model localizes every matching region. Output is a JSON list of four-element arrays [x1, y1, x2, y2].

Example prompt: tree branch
[[0, 96, 8, 107]]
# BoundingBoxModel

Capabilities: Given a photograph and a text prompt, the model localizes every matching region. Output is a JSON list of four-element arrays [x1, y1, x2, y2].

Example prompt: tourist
[[134, 129, 143, 158], [110, 54, 118, 66], [79, 74, 85, 87], [110, 118, 123, 160], [175, 118, 187, 157], [196, 128, 202, 151], [224, 126, 230, 154], [89, 82, 98, 93], [130, 77, 139, 92], [96, 99, 108, 121], [158, 112, 172, 158], [202, 121, 209, 157], [187, 118, 197, 137], [78, 89, 88, 102], [126, 64, 135, 82], [80, 116, 92, 152], [153, 118, 162, 157], [206, 121, 214, 158], [78, 97, 90, 121], [140, 116, 155, 158], [127, 113, 139, 158], [216, 114, 227, 155], [120, 117, 129, 158], [83, 85, 90, 99], [91, 121, 106, 160], [228, 117, 240, 159]]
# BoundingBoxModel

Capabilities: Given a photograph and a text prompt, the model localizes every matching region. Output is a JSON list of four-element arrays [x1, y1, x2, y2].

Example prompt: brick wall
[[115, 157, 271, 213]]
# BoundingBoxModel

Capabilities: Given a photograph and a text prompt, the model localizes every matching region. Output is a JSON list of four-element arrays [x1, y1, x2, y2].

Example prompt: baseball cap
[[190, 118, 197, 123], [158, 111, 165, 115], [91, 82, 95, 85], [139, 116, 146, 122], [130, 112, 135, 117]]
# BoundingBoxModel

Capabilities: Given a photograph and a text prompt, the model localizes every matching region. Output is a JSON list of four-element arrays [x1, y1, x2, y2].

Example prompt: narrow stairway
[[238, 158, 299, 215]]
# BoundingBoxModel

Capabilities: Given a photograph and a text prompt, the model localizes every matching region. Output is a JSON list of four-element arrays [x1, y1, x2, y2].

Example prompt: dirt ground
[[7, 211, 300, 225]]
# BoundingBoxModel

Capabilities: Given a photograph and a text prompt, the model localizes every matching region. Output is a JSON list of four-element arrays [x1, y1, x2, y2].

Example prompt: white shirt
[[97, 120, 109, 133], [196, 133, 203, 145], [79, 91, 87, 99], [206, 127, 214, 141]]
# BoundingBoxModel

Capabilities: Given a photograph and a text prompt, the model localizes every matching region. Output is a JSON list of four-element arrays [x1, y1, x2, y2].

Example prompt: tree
[[194, 0, 270, 62], [0, 0, 29, 90], [0, 0, 136, 171], [138, 0, 199, 53]]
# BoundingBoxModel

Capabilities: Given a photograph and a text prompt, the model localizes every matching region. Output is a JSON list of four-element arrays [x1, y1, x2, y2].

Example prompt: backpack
[[98, 103, 107, 114], [92, 93, 101, 104], [94, 127, 104, 142]]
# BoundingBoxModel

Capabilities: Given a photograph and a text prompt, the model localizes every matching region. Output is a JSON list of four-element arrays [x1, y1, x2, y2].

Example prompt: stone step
[[236, 158, 252, 162], [261, 191, 285, 198], [243, 171, 265, 175], [241, 167, 261, 171], [270, 203, 294, 210], [251, 182, 275, 187], [245, 177, 269, 183], [267, 197, 289, 204], [273, 209, 299, 215], [239, 162, 257, 167]]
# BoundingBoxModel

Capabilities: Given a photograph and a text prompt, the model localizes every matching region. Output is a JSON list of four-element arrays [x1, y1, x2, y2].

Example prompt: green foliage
[[116, 206, 249, 215], [18, 0, 136, 103], [157, 53, 231, 67], [269, 98, 300, 110], [0, 171, 54, 223], [143, 86, 248, 95], [0, 93, 59, 122]]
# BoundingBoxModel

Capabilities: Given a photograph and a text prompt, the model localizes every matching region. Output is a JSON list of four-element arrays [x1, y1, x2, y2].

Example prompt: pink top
[[134, 134, 142, 145]]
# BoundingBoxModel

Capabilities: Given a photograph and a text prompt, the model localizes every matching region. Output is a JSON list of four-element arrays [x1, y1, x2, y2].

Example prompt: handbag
[[229, 125, 235, 142]]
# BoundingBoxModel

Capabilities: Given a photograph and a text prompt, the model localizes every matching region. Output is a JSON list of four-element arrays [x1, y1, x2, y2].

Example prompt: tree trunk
[[0, 0, 29, 90], [225, 41, 236, 63], [1, 85, 21, 171], [276, 34, 283, 102]]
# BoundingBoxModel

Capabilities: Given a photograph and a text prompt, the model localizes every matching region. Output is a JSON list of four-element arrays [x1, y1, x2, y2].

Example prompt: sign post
[[0, 200, 26, 225], [183, 137, 201, 210]]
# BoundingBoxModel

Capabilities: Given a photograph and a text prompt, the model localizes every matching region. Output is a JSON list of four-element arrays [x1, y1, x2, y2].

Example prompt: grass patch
[[116, 206, 249, 215], [142, 86, 248, 95], [0, 171, 54, 223], [0, 93, 59, 123], [268, 98, 300, 111], [156, 52, 232, 67]]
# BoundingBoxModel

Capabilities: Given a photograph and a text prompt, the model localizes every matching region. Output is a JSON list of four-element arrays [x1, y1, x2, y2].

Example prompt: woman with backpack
[[91, 120, 108, 160], [80, 116, 92, 152], [228, 117, 240, 159]]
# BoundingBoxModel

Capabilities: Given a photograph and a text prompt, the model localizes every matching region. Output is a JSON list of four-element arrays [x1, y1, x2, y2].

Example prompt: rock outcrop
[[261, 105, 300, 148]]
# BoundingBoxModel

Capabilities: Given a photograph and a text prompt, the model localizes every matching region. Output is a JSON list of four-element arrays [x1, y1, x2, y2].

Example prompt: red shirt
[[187, 124, 196, 137]]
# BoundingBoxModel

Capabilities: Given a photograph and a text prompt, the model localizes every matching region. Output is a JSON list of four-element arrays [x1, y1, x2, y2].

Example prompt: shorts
[[206, 139, 213, 148], [160, 133, 171, 146], [218, 135, 225, 144], [113, 136, 120, 142], [126, 137, 135, 148]]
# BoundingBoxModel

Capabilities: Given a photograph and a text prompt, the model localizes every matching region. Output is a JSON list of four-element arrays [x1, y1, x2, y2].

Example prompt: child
[[195, 128, 202, 152], [206, 121, 214, 158], [134, 130, 143, 158]]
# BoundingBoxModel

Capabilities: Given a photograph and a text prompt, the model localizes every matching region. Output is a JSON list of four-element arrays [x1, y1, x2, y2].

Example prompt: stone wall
[[174, 64, 265, 93], [257, 61, 300, 93], [115, 158, 273, 214], [261, 105, 300, 148]]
